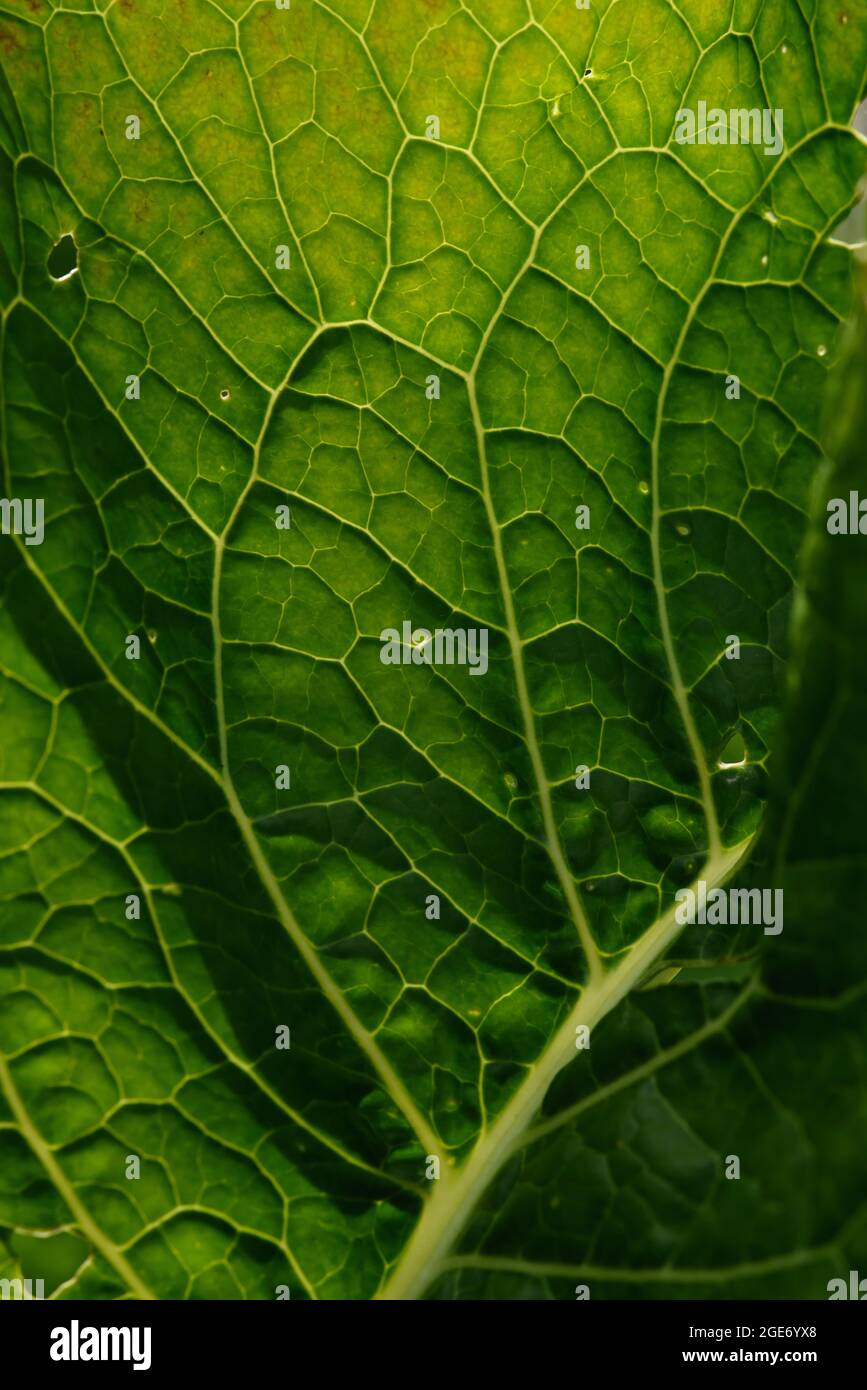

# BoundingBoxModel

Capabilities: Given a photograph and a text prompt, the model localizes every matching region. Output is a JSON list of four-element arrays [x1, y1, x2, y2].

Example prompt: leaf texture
[[0, 0, 866, 1300]]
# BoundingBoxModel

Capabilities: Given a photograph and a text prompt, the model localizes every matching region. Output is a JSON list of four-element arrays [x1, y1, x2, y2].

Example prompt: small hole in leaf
[[718, 730, 746, 768], [220, 388, 230, 401], [47, 234, 78, 282], [831, 98, 867, 244], [584, 68, 592, 76]]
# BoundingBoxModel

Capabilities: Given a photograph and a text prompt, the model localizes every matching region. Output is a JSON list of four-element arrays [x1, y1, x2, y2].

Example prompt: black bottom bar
[[4, 1297, 864, 1377]]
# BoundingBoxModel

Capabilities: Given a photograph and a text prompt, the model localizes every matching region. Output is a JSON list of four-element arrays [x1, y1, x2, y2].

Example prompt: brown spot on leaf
[[0, 26, 21, 56]]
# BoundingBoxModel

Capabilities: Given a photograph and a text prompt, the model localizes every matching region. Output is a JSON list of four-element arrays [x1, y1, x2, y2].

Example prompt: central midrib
[[377, 837, 753, 1300]]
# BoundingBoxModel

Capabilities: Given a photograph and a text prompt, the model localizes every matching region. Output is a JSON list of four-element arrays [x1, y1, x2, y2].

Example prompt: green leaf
[[0, 0, 865, 1301], [433, 261, 867, 1302]]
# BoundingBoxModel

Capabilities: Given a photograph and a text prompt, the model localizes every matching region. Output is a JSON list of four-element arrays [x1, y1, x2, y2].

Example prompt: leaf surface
[[0, 0, 865, 1300]]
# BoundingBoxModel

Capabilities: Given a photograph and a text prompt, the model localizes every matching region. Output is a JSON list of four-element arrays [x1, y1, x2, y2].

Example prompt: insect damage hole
[[830, 96, 867, 244], [718, 730, 746, 769], [47, 233, 78, 282]]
